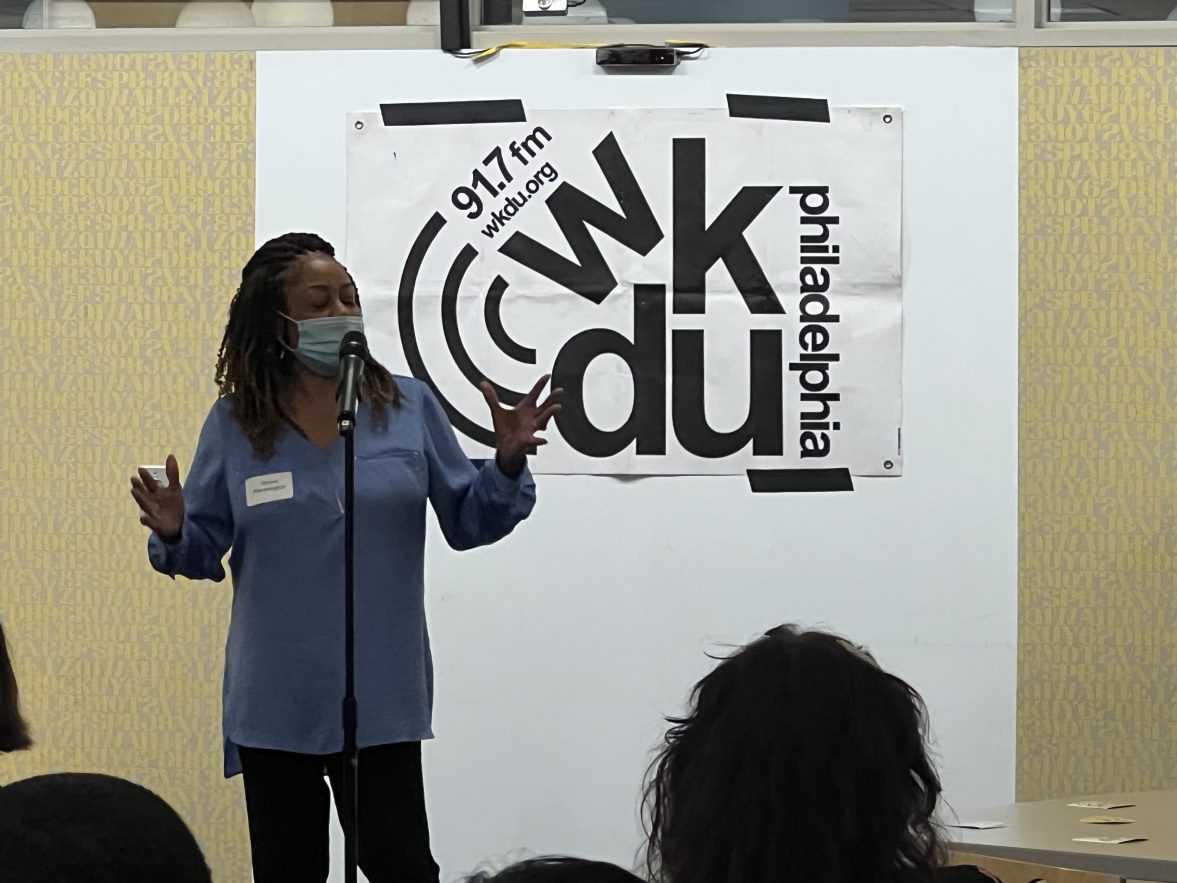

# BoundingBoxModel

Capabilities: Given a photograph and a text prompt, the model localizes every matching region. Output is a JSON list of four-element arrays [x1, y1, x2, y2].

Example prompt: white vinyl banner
[[346, 99, 902, 479]]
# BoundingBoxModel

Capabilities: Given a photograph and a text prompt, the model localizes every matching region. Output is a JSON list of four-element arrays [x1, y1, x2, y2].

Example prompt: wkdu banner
[[346, 98, 903, 482]]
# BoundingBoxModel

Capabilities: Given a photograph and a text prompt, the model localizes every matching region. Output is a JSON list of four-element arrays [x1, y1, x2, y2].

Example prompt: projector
[[522, 0, 608, 21], [521, 0, 568, 14]]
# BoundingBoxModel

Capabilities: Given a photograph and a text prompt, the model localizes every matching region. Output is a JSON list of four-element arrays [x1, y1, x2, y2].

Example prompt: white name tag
[[245, 472, 294, 507]]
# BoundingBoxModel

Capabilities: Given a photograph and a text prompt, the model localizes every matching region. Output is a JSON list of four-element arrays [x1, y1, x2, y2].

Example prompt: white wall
[[256, 47, 1019, 882]]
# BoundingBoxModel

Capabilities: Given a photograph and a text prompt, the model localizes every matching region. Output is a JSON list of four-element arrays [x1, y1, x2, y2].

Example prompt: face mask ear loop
[[276, 311, 298, 357]]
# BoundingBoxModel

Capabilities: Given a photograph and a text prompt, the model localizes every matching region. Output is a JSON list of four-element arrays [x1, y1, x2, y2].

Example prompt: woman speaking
[[131, 233, 560, 883]]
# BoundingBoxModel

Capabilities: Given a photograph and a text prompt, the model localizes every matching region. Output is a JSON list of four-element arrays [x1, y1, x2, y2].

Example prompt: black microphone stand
[[339, 375, 362, 883]]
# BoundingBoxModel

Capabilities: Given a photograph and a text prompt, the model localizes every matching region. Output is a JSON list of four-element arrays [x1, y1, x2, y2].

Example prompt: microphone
[[337, 330, 367, 434]]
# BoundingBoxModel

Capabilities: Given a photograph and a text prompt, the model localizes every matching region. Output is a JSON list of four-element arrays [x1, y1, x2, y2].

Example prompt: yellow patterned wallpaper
[[0, 52, 254, 879], [1019, 47, 1177, 800]]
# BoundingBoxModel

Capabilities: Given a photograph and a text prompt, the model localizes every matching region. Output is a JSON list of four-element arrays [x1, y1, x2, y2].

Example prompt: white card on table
[[1079, 815, 1135, 824], [947, 822, 1007, 830], [1069, 801, 1136, 810], [1073, 836, 1147, 845]]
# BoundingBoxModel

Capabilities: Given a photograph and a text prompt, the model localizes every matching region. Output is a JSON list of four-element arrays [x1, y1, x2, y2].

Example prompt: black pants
[[239, 742, 441, 883]]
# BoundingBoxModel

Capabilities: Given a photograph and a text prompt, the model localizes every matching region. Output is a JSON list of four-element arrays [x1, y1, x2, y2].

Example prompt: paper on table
[[1079, 815, 1135, 824], [1068, 801, 1136, 810], [1073, 836, 1148, 845], [948, 821, 1007, 830]]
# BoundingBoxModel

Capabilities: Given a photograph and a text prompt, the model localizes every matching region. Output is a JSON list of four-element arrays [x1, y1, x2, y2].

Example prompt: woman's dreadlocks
[[214, 232, 400, 459]]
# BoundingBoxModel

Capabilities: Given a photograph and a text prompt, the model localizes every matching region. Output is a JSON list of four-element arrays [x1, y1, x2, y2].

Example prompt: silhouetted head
[[0, 773, 212, 883], [469, 856, 644, 883], [644, 625, 945, 883]]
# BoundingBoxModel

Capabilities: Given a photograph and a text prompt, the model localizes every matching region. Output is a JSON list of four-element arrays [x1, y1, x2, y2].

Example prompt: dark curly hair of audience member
[[215, 232, 400, 459], [468, 856, 644, 882], [643, 624, 946, 883]]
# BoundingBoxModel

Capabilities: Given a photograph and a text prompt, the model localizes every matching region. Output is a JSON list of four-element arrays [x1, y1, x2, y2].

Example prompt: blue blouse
[[148, 377, 536, 777]]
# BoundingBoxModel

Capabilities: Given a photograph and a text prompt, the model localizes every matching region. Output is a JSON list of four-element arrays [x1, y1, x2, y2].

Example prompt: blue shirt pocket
[[356, 448, 429, 512]]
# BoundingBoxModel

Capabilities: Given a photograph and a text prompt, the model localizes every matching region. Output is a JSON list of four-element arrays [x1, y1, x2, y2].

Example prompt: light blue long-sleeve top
[[148, 377, 535, 777]]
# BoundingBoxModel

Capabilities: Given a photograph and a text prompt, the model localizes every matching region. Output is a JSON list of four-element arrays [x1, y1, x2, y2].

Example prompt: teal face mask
[[279, 313, 365, 377]]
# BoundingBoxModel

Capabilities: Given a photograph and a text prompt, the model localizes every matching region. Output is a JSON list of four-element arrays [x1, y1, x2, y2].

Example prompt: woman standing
[[131, 233, 559, 883]]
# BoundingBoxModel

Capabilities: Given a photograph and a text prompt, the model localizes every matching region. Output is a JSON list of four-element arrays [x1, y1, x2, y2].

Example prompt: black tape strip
[[381, 99, 527, 127], [746, 468, 853, 493], [726, 94, 831, 124]]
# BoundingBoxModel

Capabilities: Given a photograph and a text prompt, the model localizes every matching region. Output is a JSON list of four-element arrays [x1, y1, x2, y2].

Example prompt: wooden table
[[948, 790, 1177, 882]]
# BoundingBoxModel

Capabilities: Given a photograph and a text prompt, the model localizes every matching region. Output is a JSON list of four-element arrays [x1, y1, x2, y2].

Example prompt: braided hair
[[215, 233, 400, 459]]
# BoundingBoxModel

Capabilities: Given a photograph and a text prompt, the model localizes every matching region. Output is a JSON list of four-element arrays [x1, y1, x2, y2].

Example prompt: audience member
[[1, 622, 212, 881], [0, 772, 213, 883], [468, 856, 644, 882], [642, 625, 1002, 883]]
